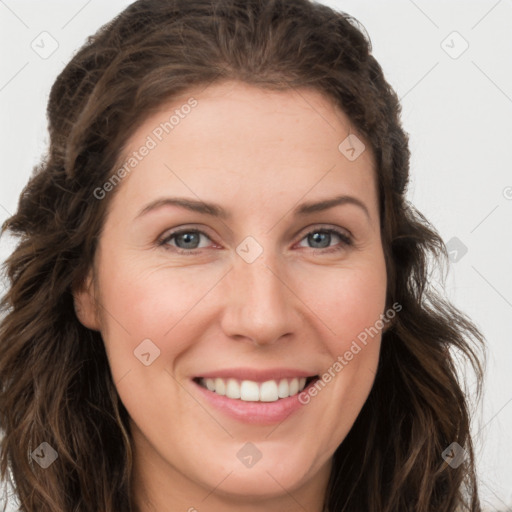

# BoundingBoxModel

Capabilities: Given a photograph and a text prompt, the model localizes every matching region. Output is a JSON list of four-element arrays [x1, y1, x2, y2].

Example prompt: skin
[[74, 80, 387, 512]]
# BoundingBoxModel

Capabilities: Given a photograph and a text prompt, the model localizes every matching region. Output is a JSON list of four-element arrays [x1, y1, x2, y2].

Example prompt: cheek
[[301, 262, 387, 345], [298, 258, 387, 416], [297, 267, 386, 445], [94, 254, 220, 372]]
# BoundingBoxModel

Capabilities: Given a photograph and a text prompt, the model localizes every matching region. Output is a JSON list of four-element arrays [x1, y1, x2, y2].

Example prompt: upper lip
[[195, 367, 318, 383]]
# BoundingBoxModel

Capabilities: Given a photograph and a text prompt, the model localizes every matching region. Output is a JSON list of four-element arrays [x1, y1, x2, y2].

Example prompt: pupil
[[178, 232, 199, 249], [310, 231, 329, 249]]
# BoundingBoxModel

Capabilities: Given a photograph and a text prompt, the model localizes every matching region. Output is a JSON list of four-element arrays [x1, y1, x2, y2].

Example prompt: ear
[[72, 270, 101, 331]]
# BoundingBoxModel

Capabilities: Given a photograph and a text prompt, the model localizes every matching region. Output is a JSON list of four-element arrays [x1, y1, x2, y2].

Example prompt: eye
[[158, 228, 214, 254], [157, 225, 353, 255], [296, 227, 353, 254]]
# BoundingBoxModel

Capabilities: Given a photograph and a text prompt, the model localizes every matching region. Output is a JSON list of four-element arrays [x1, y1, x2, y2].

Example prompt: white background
[[0, 1, 511, 510]]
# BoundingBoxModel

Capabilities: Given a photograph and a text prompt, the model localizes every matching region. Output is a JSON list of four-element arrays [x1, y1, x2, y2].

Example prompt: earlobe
[[72, 271, 101, 331]]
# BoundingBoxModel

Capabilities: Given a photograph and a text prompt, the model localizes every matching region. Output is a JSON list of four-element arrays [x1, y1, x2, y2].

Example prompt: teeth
[[260, 380, 278, 402], [226, 378, 241, 399], [277, 378, 289, 398], [289, 377, 299, 396], [240, 380, 260, 401], [200, 377, 309, 402], [214, 378, 225, 395]]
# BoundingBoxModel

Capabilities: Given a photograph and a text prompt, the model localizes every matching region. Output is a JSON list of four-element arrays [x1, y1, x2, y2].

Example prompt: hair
[[0, 0, 485, 511]]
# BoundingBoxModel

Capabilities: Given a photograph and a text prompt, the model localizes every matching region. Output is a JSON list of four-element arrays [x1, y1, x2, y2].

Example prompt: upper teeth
[[200, 377, 308, 402]]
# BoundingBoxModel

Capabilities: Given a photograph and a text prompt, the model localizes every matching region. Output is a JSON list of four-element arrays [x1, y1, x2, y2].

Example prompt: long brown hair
[[0, 0, 485, 510]]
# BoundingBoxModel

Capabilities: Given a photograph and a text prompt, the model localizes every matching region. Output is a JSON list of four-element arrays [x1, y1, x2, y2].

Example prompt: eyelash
[[157, 226, 353, 255]]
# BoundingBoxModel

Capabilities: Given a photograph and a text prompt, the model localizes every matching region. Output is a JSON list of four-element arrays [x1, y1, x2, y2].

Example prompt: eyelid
[[295, 223, 353, 241]]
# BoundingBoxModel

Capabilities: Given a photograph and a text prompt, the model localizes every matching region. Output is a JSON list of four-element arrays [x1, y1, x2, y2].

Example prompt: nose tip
[[220, 250, 298, 346]]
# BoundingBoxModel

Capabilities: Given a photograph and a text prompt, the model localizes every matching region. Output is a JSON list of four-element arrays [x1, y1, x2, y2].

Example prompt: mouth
[[193, 375, 319, 402], [190, 368, 322, 424]]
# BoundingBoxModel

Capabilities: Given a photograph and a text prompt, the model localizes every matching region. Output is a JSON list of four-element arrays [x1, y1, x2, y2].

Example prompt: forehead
[[107, 80, 377, 219]]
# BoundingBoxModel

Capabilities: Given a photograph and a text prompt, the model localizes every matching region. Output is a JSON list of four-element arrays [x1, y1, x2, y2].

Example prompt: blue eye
[[159, 229, 211, 253], [158, 226, 352, 255], [297, 228, 353, 253]]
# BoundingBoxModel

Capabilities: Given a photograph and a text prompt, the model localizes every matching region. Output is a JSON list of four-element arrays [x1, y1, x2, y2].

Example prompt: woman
[[0, 0, 485, 510]]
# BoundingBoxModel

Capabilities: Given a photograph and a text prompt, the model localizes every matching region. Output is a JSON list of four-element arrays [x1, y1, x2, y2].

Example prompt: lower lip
[[192, 379, 315, 425]]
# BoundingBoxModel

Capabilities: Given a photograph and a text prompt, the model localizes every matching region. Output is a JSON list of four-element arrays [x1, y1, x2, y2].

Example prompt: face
[[75, 80, 387, 510]]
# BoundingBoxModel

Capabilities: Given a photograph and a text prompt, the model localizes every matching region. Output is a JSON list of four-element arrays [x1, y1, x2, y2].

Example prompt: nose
[[219, 251, 300, 347]]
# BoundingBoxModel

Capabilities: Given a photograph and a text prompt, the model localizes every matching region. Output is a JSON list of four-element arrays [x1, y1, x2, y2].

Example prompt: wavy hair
[[0, 0, 485, 510]]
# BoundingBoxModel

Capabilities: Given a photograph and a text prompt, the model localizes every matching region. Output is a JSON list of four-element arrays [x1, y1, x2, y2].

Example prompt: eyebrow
[[135, 194, 371, 220]]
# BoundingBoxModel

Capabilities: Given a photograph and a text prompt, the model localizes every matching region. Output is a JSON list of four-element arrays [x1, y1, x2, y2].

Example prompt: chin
[[209, 468, 302, 500], [201, 447, 318, 499]]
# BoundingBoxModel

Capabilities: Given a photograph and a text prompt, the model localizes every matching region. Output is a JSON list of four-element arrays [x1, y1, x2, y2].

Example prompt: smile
[[195, 376, 316, 402], [191, 368, 320, 424]]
